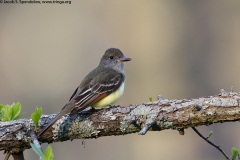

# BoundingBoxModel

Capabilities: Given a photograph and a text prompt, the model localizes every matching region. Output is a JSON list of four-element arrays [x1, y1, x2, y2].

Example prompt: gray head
[[99, 48, 131, 73]]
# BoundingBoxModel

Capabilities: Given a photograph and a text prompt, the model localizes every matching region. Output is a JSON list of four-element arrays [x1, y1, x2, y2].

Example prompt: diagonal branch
[[192, 127, 230, 160], [1, 91, 240, 154]]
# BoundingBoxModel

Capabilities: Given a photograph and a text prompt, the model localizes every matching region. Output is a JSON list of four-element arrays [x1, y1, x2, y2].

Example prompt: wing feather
[[69, 70, 124, 115]]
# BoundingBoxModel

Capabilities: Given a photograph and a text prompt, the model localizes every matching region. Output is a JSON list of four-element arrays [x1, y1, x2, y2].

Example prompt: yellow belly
[[92, 82, 124, 109]]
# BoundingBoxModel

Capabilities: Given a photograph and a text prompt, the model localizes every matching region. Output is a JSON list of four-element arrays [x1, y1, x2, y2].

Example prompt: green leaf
[[1, 102, 22, 121], [11, 102, 22, 120], [207, 131, 213, 139], [232, 147, 239, 160], [30, 143, 44, 158], [0, 104, 5, 121], [31, 107, 42, 129], [0, 104, 5, 110], [30, 143, 44, 159], [3, 105, 12, 121], [44, 145, 54, 160], [149, 97, 153, 102]]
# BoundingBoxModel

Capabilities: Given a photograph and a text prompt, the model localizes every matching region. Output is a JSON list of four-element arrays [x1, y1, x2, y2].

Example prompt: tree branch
[[1, 91, 240, 154], [11, 152, 25, 160], [192, 127, 230, 160]]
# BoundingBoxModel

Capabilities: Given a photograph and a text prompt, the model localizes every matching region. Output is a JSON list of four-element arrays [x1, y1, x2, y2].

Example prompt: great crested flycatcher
[[37, 48, 131, 137]]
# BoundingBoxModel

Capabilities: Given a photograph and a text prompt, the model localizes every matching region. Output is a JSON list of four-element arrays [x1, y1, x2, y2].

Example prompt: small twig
[[138, 120, 156, 135], [30, 131, 43, 160], [192, 127, 230, 160], [178, 128, 185, 135], [12, 151, 25, 160], [4, 152, 11, 160], [30, 131, 43, 152]]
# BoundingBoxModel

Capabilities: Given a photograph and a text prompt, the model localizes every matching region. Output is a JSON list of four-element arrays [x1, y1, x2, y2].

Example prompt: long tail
[[37, 102, 74, 138]]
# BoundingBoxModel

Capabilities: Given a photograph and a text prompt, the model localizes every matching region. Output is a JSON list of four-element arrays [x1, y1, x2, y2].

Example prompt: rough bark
[[1, 91, 240, 153]]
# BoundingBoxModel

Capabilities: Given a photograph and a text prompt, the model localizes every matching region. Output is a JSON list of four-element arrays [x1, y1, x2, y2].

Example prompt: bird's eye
[[109, 56, 114, 59]]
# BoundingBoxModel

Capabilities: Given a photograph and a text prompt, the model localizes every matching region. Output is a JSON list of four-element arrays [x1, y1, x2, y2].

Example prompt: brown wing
[[69, 87, 78, 101], [69, 72, 124, 115]]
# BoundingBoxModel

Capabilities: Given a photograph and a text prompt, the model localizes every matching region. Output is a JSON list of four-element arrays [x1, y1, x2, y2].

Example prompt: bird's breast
[[92, 82, 125, 108]]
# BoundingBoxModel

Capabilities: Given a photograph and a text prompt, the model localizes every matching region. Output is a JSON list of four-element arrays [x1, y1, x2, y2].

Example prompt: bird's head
[[99, 48, 131, 72]]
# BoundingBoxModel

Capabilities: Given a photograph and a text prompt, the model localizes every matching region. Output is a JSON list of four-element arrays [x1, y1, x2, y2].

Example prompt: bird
[[37, 48, 131, 137]]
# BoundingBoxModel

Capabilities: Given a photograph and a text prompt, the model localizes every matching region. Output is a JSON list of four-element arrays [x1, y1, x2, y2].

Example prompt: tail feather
[[37, 111, 66, 137], [37, 102, 74, 137]]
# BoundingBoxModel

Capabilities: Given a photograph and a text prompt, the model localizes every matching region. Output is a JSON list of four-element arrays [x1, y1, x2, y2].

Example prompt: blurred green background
[[1, 1, 240, 159]]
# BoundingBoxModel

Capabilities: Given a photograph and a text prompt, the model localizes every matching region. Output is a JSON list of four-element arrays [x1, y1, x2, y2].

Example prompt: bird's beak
[[118, 56, 132, 62]]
